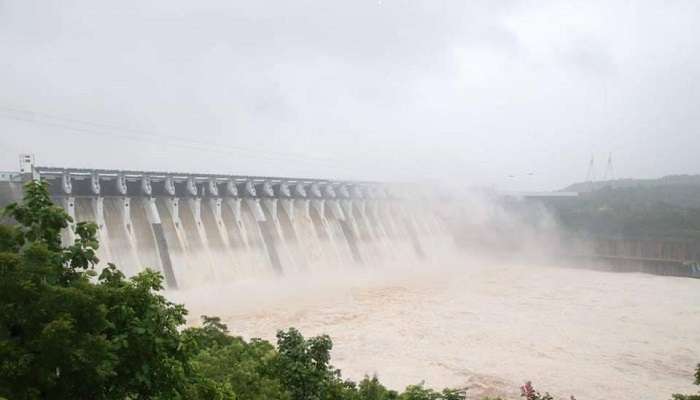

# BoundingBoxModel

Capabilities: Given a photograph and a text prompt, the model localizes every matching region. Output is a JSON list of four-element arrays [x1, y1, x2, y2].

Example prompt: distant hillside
[[563, 174, 700, 192], [547, 174, 700, 241], [561, 174, 700, 210]]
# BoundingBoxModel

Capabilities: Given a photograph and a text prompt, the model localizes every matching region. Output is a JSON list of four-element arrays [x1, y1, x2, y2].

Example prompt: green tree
[[182, 316, 288, 400], [273, 327, 343, 400], [0, 180, 191, 399], [397, 384, 465, 400], [357, 375, 399, 400]]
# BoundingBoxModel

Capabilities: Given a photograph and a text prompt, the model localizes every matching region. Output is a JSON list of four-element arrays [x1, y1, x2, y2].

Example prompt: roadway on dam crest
[[171, 260, 700, 400]]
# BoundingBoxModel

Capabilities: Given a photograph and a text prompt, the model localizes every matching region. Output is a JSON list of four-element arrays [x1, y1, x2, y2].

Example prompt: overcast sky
[[0, 0, 698, 190]]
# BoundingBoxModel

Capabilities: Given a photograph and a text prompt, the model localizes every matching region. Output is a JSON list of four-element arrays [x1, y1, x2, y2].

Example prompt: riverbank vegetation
[[552, 179, 700, 241], [1, 181, 697, 399]]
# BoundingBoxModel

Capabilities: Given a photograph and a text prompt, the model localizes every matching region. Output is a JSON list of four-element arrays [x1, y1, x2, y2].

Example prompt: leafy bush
[[519, 381, 554, 400]]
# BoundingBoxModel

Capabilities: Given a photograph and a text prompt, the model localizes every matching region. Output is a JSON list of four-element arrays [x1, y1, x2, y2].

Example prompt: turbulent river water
[[170, 260, 700, 400]]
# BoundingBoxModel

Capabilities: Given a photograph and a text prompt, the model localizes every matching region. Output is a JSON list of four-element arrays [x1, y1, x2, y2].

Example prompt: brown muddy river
[[171, 261, 700, 399]]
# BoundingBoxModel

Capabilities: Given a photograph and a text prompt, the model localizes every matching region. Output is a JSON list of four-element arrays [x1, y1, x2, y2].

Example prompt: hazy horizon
[[1, 1, 699, 190]]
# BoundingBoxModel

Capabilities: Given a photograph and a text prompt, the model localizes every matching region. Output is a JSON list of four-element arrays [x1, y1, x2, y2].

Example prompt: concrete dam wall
[[567, 236, 700, 278], [1, 157, 449, 289]]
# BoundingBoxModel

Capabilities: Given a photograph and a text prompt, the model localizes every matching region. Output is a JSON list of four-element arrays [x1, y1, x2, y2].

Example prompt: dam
[[1, 155, 449, 289], [3, 154, 698, 284]]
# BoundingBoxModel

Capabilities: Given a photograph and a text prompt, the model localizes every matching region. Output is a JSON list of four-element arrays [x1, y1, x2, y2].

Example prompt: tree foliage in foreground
[[0, 181, 189, 399]]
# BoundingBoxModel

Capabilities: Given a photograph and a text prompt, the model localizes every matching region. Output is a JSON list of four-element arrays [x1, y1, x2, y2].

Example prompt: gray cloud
[[0, 0, 699, 189]]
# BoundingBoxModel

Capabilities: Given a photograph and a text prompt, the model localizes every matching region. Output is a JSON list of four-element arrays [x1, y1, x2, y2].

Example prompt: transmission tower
[[585, 155, 596, 183], [603, 152, 615, 182]]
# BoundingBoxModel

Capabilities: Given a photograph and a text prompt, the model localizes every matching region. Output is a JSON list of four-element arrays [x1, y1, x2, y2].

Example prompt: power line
[[0, 106, 338, 165], [0, 105, 427, 179], [0, 107, 421, 180], [0, 114, 371, 179]]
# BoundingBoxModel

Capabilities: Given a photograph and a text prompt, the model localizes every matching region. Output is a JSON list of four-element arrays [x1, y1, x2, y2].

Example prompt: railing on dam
[[4, 155, 449, 289]]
